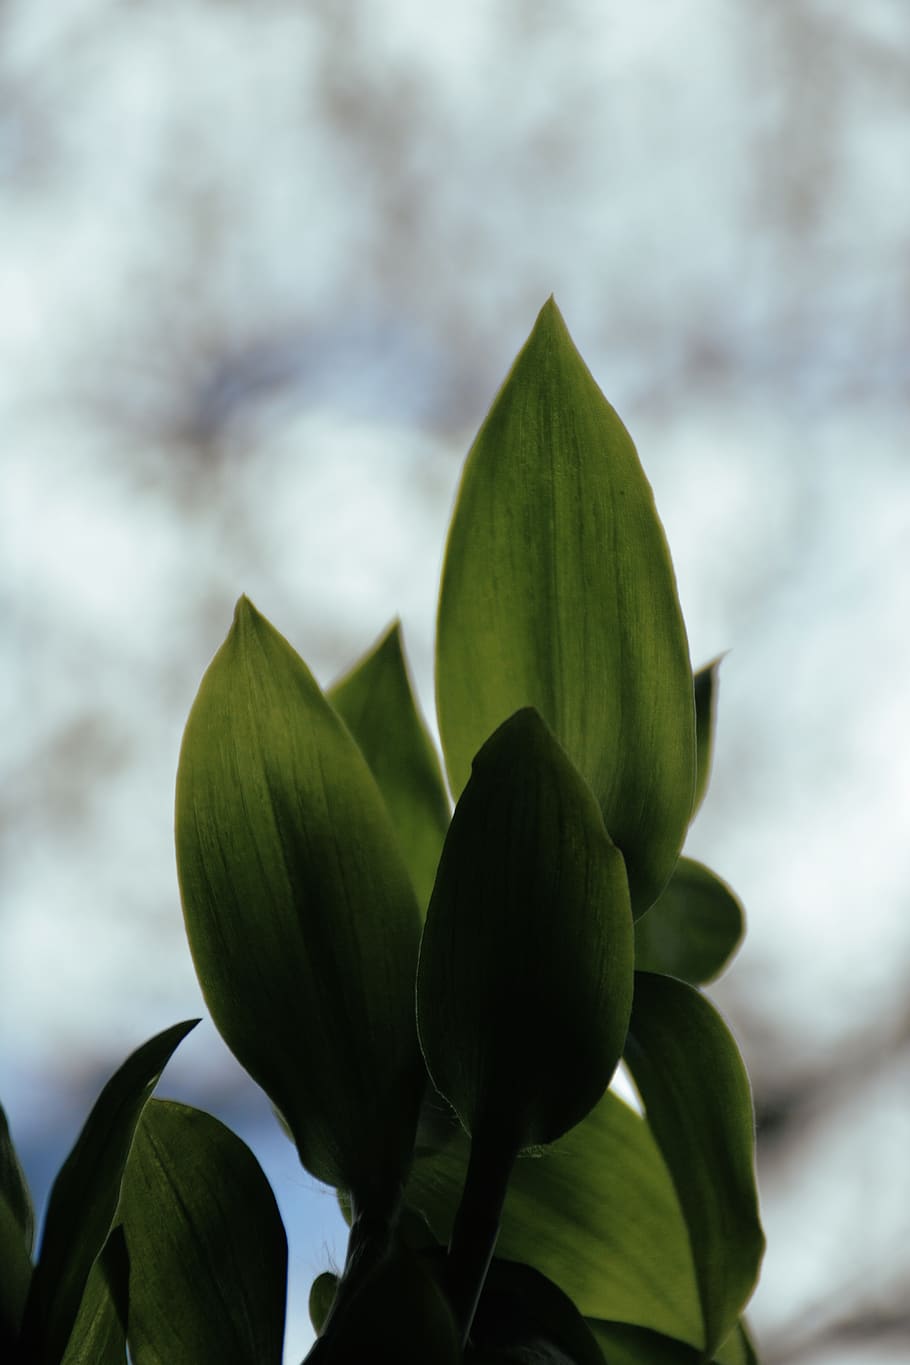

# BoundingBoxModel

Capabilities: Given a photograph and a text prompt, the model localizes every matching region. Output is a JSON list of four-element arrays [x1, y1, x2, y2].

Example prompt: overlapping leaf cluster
[[0, 301, 764, 1364]]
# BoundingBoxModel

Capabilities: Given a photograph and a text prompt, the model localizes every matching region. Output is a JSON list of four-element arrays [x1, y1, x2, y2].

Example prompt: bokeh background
[[2, 2, 909, 1360]]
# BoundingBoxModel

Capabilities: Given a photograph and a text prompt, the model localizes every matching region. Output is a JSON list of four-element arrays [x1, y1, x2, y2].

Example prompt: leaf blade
[[121, 1100, 287, 1365], [18, 1020, 197, 1365], [176, 597, 424, 1213], [624, 974, 765, 1354], [633, 858, 744, 984], [436, 298, 695, 914], [329, 619, 450, 914]]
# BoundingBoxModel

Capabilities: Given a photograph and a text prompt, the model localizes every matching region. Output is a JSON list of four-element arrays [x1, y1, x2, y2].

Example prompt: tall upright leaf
[[60, 1232, 128, 1365], [121, 1100, 287, 1365], [0, 1103, 35, 1256], [624, 974, 764, 1355], [0, 1103, 35, 1353], [436, 298, 695, 914], [17, 1020, 197, 1365], [329, 620, 450, 914], [175, 597, 424, 1216]]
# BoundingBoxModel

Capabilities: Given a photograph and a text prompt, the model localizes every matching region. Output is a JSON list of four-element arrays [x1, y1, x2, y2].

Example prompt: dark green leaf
[[60, 1232, 128, 1365], [329, 619, 450, 914], [417, 707, 634, 1151], [309, 1244, 459, 1365], [121, 1099, 287, 1365], [0, 1103, 35, 1254], [633, 859, 744, 984], [19, 1020, 197, 1365], [470, 1259, 604, 1365], [0, 1195, 32, 1353], [693, 658, 723, 817], [175, 596, 424, 1214], [436, 297, 695, 915], [624, 974, 764, 1355], [407, 1090, 704, 1347], [587, 1318, 757, 1365]]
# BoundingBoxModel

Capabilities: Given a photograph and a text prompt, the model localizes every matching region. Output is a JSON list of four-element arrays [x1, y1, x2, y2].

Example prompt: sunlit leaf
[[18, 1020, 197, 1365], [176, 597, 424, 1215], [693, 657, 723, 817], [418, 707, 634, 1151], [633, 859, 743, 984], [624, 974, 764, 1354], [436, 297, 695, 914], [121, 1100, 287, 1365], [329, 619, 450, 914], [407, 1090, 704, 1346]]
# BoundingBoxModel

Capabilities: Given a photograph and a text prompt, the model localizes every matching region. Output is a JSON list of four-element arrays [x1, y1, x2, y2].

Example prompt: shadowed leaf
[[587, 1318, 757, 1364], [407, 1090, 704, 1347], [18, 1020, 197, 1365], [436, 297, 695, 915], [624, 974, 764, 1354], [634, 859, 744, 984], [693, 658, 723, 817], [417, 707, 634, 1151], [60, 1231, 128, 1365], [121, 1100, 287, 1365]]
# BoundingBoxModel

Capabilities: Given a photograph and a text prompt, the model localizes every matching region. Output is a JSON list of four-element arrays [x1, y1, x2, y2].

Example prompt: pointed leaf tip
[[436, 304, 695, 915]]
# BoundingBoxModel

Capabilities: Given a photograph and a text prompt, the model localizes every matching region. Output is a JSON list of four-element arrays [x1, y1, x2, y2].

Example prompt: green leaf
[[309, 1272, 338, 1336], [175, 596, 424, 1215], [586, 1318, 758, 1365], [417, 707, 634, 1151], [18, 1020, 197, 1365], [407, 1090, 704, 1347], [693, 658, 723, 817], [633, 859, 744, 984], [60, 1232, 128, 1365], [308, 1244, 459, 1365], [329, 620, 450, 914], [0, 1195, 32, 1353], [121, 1100, 287, 1365], [436, 297, 695, 915], [0, 1103, 35, 1255], [469, 1259, 605, 1365], [624, 974, 764, 1355]]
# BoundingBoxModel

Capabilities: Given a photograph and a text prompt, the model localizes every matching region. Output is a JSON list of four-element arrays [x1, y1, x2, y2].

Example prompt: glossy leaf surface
[[176, 597, 424, 1211], [693, 658, 722, 817], [329, 619, 450, 914], [633, 858, 743, 984], [624, 974, 764, 1354], [121, 1100, 287, 1365], [18, 1020, 197, 1365], [436, 297, 695, 914], [407, 1090, 703, 1346], [417, 707, 634, 1150]]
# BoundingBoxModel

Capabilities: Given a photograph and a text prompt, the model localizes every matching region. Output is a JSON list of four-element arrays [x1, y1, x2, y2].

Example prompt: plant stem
[[446, 1122, 519, 1347]]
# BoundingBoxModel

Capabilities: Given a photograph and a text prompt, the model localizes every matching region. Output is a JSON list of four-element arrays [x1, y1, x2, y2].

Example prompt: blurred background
[[2, 1, 909, 1360]]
